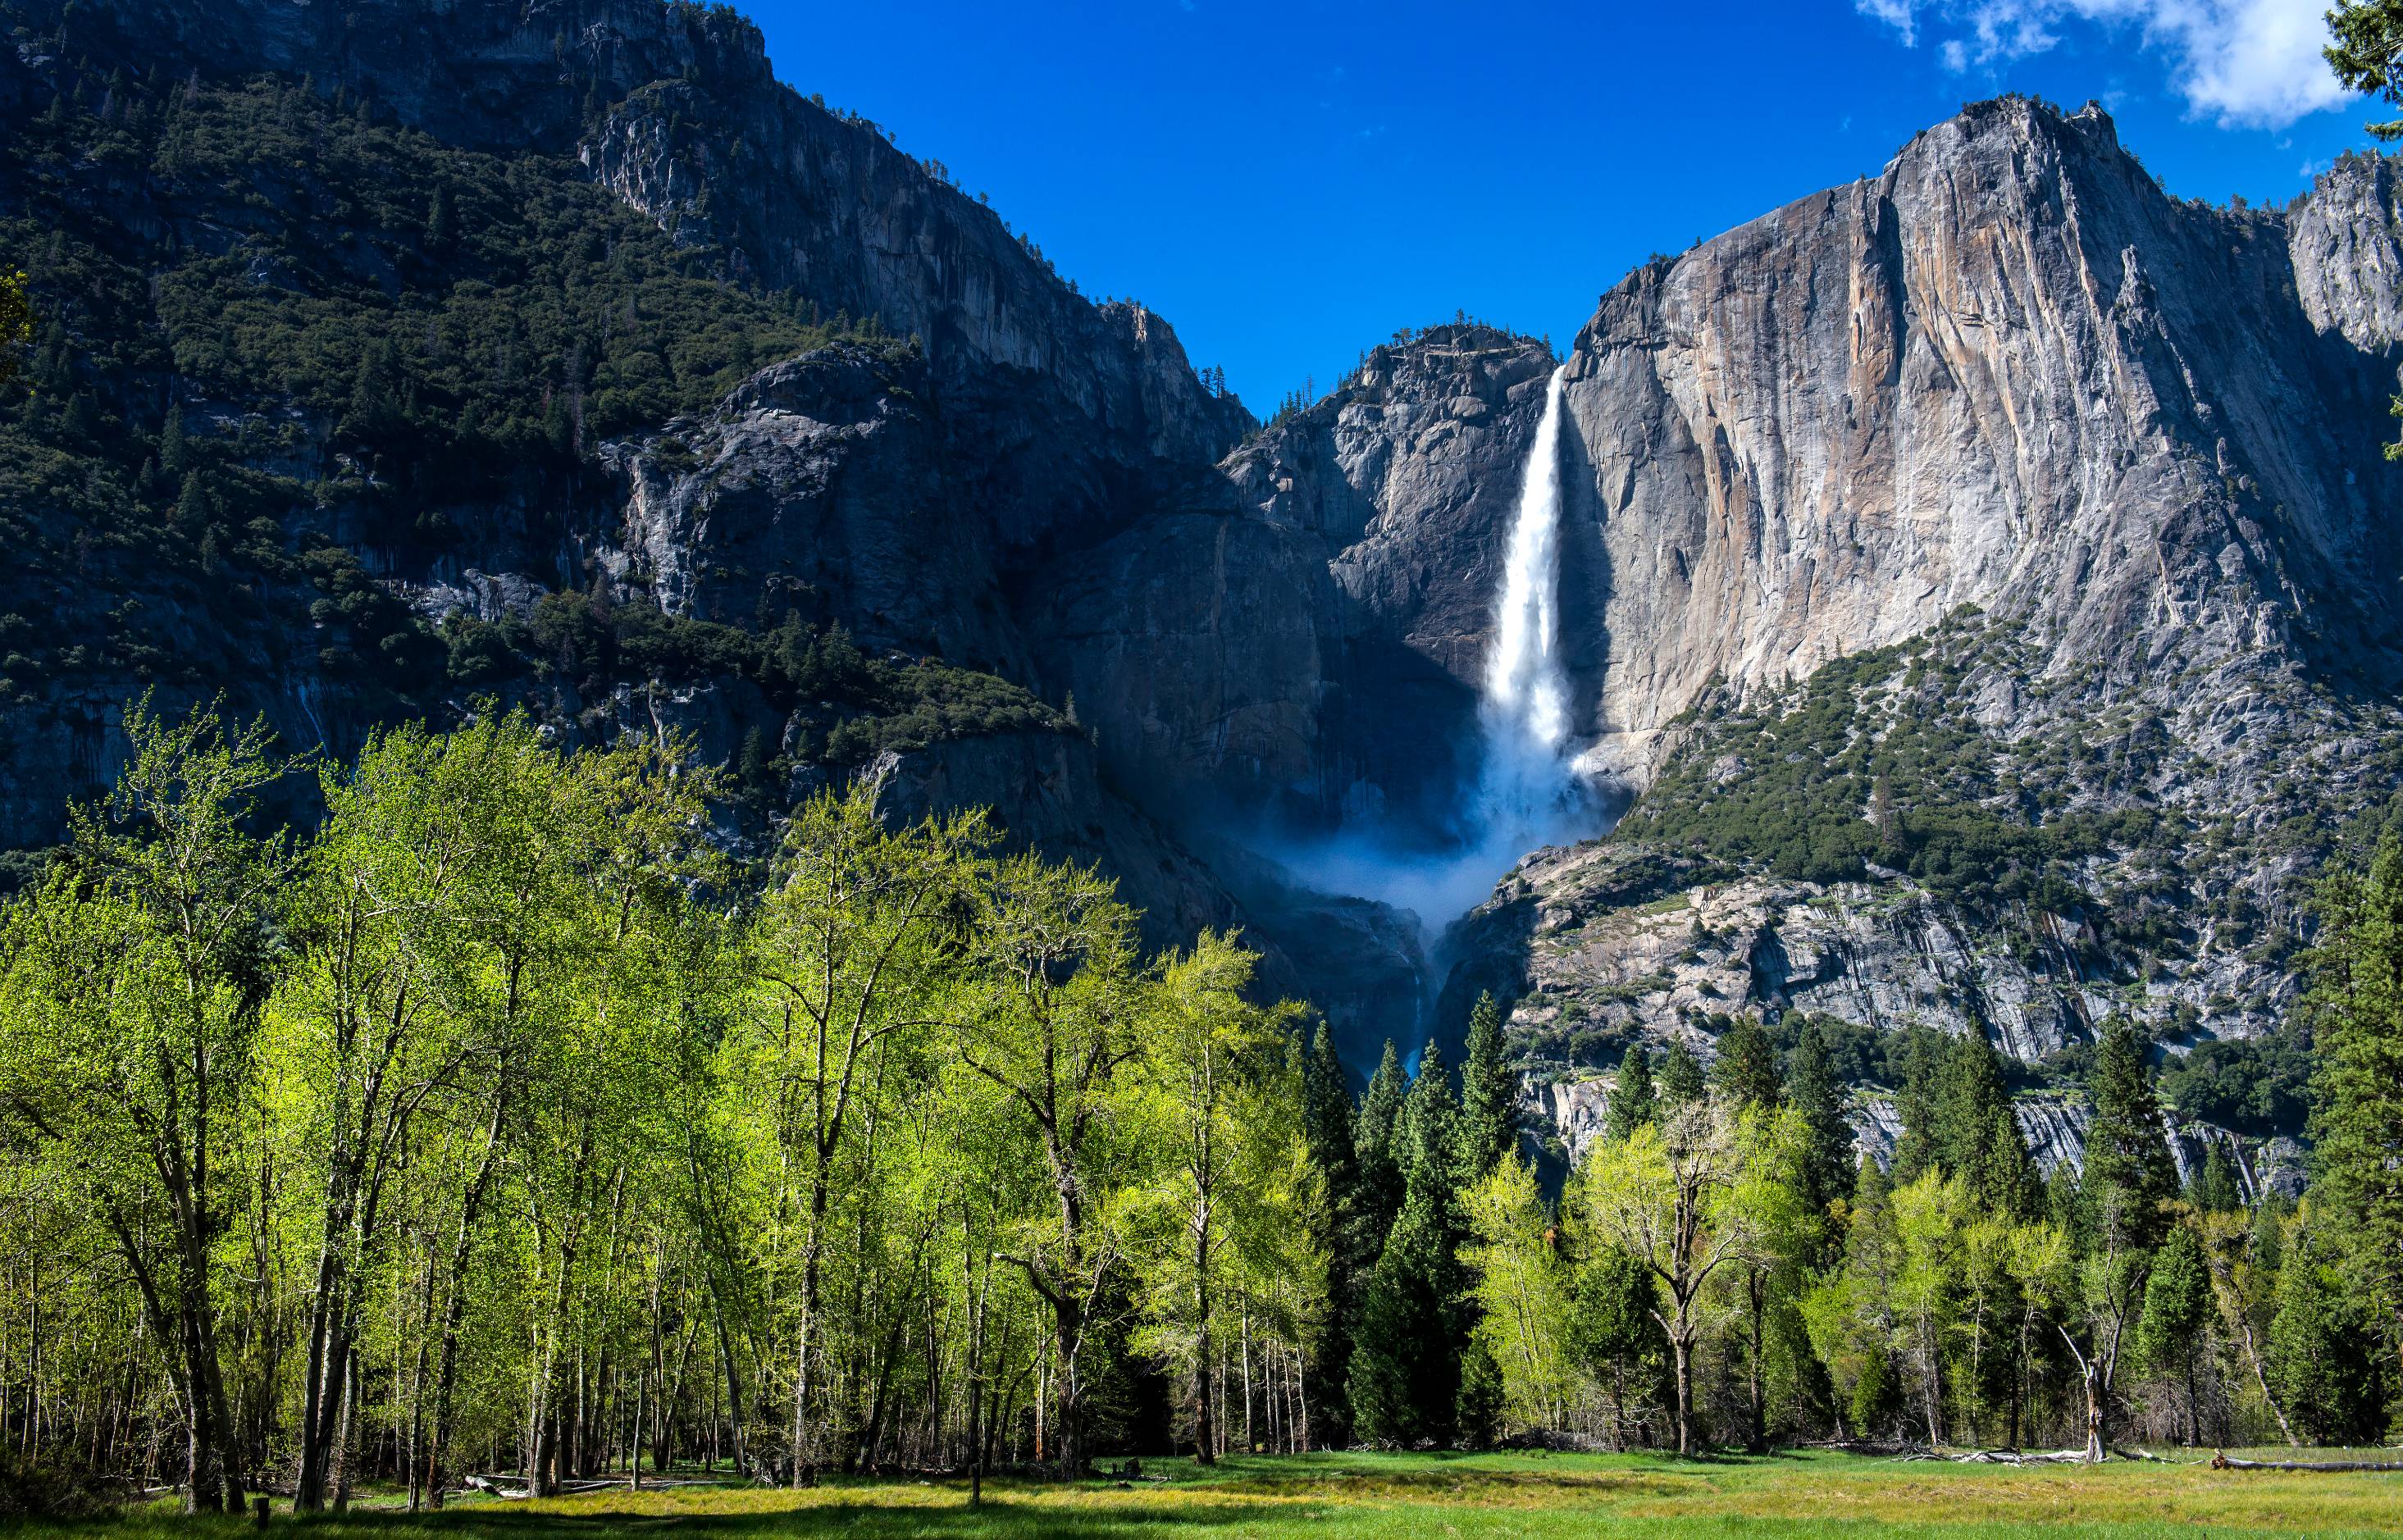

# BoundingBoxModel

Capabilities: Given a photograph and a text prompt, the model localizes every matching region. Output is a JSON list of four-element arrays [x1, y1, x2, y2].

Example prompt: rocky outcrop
[[1556, 98, 2403, 783], [1519, 1065, 2304, 1197], [1027, 325, 1557, 824]]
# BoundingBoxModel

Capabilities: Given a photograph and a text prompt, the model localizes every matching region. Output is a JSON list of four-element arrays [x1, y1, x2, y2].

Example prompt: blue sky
[[741, 0, 2380, 417]]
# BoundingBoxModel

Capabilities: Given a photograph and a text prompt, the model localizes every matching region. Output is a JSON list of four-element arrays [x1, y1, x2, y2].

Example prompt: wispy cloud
[[1857, 0, 2351, 127]]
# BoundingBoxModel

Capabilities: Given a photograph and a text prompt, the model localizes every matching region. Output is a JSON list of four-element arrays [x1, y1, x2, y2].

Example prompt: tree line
[[0, 704, 1316, 1512], [2, 703, 2400, 1515]]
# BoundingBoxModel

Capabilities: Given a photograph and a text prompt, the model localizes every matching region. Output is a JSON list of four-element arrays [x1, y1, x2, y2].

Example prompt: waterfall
[[1475, 364, 1580, 832], [1213, 361, 1598, 944]]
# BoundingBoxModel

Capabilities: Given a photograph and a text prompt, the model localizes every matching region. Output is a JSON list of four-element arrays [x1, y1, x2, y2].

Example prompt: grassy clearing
[[14, 1451, 2403, 1540]]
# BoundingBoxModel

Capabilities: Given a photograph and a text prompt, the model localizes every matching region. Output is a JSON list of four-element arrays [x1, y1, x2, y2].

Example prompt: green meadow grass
[[16, 1450, 2403, 1540]]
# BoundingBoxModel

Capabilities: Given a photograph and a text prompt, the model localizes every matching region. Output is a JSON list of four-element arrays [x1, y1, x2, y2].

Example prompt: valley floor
[[43, 1450, 2403, 1540]]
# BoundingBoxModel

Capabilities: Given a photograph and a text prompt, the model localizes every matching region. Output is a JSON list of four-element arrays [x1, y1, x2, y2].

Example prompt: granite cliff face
[[1026, 326, 1557, 827], [1553, 99, 2403, 781]]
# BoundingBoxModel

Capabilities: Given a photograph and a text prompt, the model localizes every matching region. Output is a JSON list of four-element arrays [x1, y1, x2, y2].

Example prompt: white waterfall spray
[[1475, 364, 1583, 836], [1217, 360, 1599, 942]]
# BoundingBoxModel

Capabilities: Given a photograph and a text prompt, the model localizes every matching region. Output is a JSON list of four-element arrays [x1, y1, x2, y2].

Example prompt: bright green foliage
[[1575, 1103, 1758, 1454], [1124, 933, 1315, 1464], [1461, 1155, 1578, 1435], [0, 702, 1332, 1494], [0, 697, 286, 1512], [1604, 1045, 1657, 1141]]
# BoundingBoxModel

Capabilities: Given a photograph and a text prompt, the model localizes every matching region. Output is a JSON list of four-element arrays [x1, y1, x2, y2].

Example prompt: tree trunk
[[2081, 1360, 2105, 1463], [1192, 1228, 1215, 1465], [1670, 1333, 1694, 1456], [424, 1093, 505, 1509], [1745, 1272, 1766, 1453]]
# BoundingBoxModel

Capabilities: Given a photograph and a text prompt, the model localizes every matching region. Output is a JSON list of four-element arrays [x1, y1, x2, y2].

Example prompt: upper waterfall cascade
[[1477, 364, 1580, 826]]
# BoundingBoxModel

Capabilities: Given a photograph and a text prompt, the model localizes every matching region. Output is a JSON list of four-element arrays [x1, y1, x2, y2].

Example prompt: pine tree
[[1712, 1015, 1780, 1112], [1787, 1018, 1856, 1236], [2135, 1223, 2214, 1445], [1936, 1031, 2040, 1216], [1454, 1338, 1504, 1449], [2189, 1144, 2243, 1214], [1890, 1027, 1946, 1182], [2302, 834, 2403, 1363], [1457, 992, 1518, 1184], [2266, 1209, 2393, 1443], [1567, 1246, 1665, 1451], [1347, 1044, 1468, 1445], [174, 470, 211, 532], [2084, 1017, 2179, 1251], [159, 400, 189, 476], [1657, 1037, 1704, 1110], [1356, 1039, 1406, 1169], [1302, 1024, 1366, 1444], [1351, 1038, 1408, 1286], [736, 725, 773, 794], [1937, 1029, 2010, 1178], [1605, 1045, 1657, 1141], [1976, 1105, 2043, 1220]]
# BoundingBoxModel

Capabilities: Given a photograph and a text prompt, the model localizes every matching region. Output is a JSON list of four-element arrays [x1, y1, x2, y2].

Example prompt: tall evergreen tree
[[2135, 1223, 2213, 1445], [1567, 1246, 1666, 1451], [1605, 1045, 1658, 1141], [1890, 1026, 1946, 1182], [2084, 1017, 2179, 1251], [1975, 1104, 2044, 1221], [2189, 1143, 2243, 1215], [1657, 1037, 1705, 1110], [2267, 1209, 2393, 1443], [1787, 1018, 1855, 1232], [1301, 1024, 1365, 1444], [1937, 1028, 2010, 1177], [2302, 834, 2403, 1369], [1347, 1044, 1469, 1445], [1354, 1038, 1408, 1237], [1357, 1038, 1406, 1164], [1712, 1015, 1781, 1112], [1457, 991, 1519, 1184]]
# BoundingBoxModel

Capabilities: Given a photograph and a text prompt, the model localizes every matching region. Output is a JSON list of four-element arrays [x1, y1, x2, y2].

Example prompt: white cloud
[[1857, 0, 2351, 126]]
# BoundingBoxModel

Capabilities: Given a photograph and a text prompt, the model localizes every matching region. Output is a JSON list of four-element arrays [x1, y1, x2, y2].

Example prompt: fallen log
[[2212, 1451, 2403, 1473]]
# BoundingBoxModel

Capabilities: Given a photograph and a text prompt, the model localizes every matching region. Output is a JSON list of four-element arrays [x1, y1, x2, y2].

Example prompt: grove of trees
[[0, 704, 2397, 1514]]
